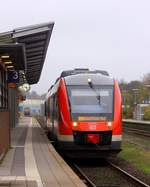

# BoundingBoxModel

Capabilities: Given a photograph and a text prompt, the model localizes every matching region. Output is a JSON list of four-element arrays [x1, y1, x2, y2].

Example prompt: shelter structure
[[0, 22, 54, 159]]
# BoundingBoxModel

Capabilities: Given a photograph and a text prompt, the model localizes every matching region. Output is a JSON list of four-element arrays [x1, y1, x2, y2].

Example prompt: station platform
[[123, 119, 150, 124], [0, 117, 86, 187]]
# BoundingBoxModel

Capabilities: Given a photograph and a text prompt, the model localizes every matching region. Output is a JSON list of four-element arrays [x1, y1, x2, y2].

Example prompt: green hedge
[[122, 107, 133, 119], [143, 105, 150, 120]]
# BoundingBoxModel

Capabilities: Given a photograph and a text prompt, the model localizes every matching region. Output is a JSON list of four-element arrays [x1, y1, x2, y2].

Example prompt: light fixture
[[22, 83, 30, 92], [72, 122, 78, 127], [1, 55, 10, 59], [88, 78, 92, 83], [6, 65, 14, 68], [4, 61, 12, 64], [88, 78, 93, 88]]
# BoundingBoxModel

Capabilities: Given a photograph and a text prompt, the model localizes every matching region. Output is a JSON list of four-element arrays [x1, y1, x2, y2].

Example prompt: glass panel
[[67, 85, 114, 121], [0, 65, 8, 109]]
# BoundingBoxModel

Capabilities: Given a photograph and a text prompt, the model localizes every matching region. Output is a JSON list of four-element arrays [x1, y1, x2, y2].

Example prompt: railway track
[[73, 163, 96, 187], [108, 161, 150, 187], [123, 120, 150, 132], [123, 126, 150, 137], [72, 160, 150, 187], [123, 120, 150, 138]]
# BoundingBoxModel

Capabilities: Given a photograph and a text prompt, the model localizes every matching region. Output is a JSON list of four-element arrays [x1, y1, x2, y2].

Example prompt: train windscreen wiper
[[88, 78, 101, 105]]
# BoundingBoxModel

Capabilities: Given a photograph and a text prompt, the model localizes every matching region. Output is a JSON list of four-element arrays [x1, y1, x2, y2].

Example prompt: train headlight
[[107, 122, 112, 127], [73, 122, 78, 127]]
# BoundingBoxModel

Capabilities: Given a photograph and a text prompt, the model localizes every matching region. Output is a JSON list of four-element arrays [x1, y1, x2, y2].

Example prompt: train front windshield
[[67, 86, 114, 121]]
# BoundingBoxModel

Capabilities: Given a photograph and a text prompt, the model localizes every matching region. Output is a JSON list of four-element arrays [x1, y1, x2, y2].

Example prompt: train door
[[49, 95, 54, 132], [53, 94, 60, 138], [46, 98, 50, 128], [52, 95, 55, 133]]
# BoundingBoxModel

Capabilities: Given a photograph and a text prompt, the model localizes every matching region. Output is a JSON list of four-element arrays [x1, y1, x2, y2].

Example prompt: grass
[[118, 142, 150, 174]]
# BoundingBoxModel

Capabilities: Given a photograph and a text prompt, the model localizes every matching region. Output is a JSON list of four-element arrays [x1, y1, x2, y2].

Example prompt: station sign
[[8, 71, 19, 83], [8, 83, 17, 88]]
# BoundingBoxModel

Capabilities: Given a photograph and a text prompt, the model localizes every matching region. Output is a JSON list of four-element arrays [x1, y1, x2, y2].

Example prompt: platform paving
[[0, 117, 86, 187]]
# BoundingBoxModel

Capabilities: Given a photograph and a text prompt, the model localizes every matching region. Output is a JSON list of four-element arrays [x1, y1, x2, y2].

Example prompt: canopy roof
[[0, 22, 54, 84], [0, 43, 26, 70]]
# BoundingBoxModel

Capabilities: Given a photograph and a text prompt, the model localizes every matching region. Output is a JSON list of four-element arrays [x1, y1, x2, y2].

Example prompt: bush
[[143, 106, 150, 120], [122, 106, 133, 119]]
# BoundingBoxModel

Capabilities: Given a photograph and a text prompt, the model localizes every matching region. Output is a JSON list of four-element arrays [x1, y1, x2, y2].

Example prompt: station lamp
[[18, 83, 30, 96]]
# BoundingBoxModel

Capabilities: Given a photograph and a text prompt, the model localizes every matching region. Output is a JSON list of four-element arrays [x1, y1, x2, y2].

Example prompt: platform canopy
[[0, 22, 54, 84]]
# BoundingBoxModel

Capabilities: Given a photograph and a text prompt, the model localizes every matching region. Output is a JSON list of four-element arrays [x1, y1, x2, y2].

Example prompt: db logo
[[89, 125, 96, 130]]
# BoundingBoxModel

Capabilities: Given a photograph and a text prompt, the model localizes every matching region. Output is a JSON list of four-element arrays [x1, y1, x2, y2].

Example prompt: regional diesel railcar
[[45, 69, 122, 157]]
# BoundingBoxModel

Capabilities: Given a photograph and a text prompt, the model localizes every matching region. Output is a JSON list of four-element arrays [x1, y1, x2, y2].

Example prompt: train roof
[[64, 73, 114, 86], [60, 68, 109, 77], [47, 69, 114, 96]]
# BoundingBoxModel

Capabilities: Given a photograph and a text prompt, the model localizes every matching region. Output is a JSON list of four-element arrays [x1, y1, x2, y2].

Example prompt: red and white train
[[45, 69, 122, 157]]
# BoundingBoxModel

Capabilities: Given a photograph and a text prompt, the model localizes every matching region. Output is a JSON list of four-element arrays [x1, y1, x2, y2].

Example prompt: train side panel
[[111, 80, 122, 149], [57, 79, 72, 135]]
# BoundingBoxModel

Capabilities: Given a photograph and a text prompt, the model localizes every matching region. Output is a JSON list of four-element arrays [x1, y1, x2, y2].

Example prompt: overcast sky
[[0, 0, 150, 94]]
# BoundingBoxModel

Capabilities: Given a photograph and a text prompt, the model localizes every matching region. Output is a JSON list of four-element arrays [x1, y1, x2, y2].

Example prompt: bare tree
[[142, 73, 150, 85]]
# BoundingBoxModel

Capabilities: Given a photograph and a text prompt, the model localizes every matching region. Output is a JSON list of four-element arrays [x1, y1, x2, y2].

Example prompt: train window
[[44, 101, 47, 116], [53, 95, 56, 119], [50, 98, 53, 123], [67, 85, 114, 121], [54, 95, 59, 120], [55, 98, 60, 121]]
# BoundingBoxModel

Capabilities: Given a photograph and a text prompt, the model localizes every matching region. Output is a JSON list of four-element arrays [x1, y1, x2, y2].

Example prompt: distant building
[[19, 99, 44, 116], [133, 103, 150, 120]]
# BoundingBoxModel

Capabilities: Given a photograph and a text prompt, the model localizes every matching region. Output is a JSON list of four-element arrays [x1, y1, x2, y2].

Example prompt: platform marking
[[11, 145, 25, 148], [0, 176, 26, 181], [24, 118, 43, 187]]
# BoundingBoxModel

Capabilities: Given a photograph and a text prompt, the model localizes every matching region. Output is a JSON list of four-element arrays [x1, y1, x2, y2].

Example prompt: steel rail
[[108, 161, 150, 187], [73, 163, 96, 187]]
